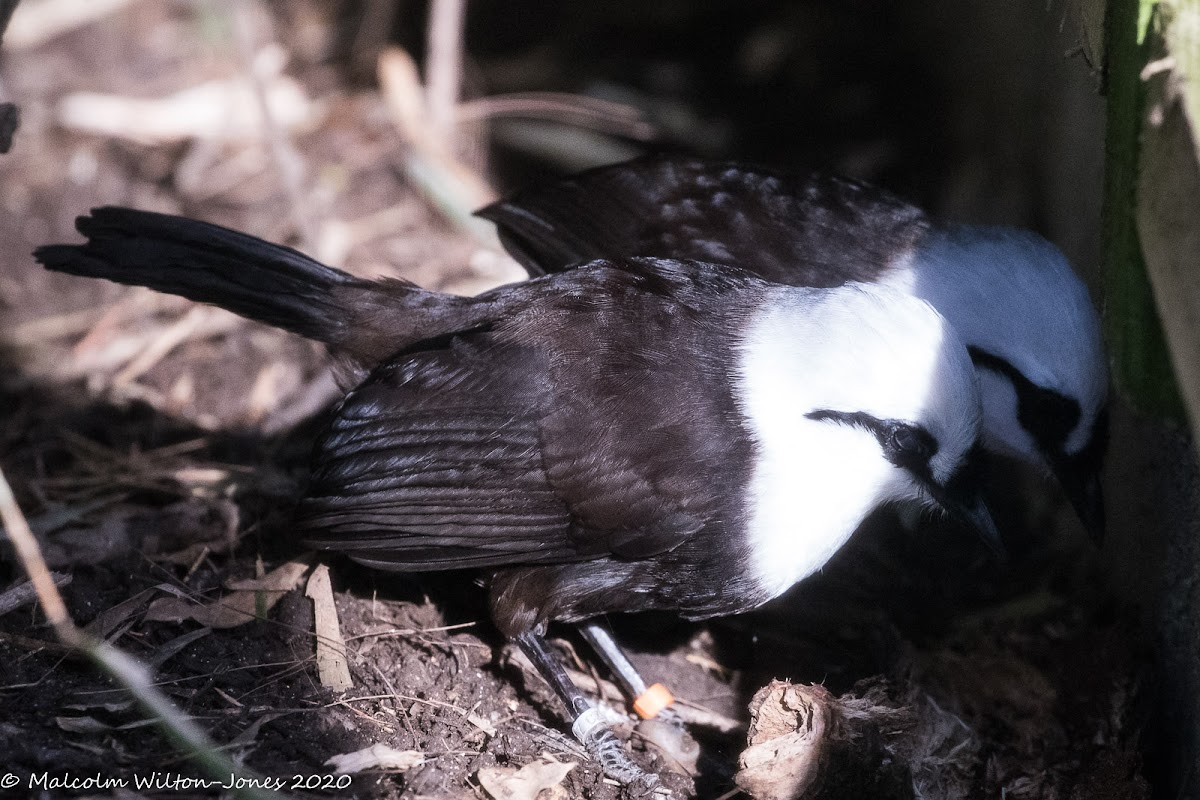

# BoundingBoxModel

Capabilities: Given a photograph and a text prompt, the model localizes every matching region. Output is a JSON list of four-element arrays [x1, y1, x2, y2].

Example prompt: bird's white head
[[895, 225, 1109, 538], [734, 282, 994, 601]]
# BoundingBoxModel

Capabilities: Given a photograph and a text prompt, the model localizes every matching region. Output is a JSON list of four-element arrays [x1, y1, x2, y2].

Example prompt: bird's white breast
[[737, 410, 895, 601], [732, 292, 907, 601]]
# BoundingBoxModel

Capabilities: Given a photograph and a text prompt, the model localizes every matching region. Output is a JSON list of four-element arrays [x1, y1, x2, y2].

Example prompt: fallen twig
[[457, 92, 657, 140], [0, 572, 71, 617], [378, 46, 498, 245], [229, 0, 316, 251], [4, 0, 131, 50], [424, 0, 466, 150], [55, 49, 317, 145]]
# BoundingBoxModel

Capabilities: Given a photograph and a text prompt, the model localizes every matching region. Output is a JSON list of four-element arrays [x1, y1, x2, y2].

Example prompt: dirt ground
[[0, 2, 1156, 798]]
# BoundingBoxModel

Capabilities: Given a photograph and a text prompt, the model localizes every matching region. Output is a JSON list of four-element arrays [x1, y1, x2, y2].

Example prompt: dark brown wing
[[298, 260, 759, 572], [477, 155, 930, 287], [298, 338, 579, 570]]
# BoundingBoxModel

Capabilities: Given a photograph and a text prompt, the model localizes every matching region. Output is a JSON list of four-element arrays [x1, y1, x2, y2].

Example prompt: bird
[[477, 155, 1110, 542], [36, 207, 997, 785]]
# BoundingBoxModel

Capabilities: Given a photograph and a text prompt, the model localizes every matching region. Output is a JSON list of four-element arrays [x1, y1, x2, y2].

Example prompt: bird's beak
[[929, 443, 1005, 561], [1050, 456, 1105, 544], [928, 479, 1006, 561], [948, 495, 1006, 562]]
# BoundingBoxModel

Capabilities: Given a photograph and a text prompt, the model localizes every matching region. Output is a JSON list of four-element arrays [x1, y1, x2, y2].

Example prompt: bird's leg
[[514, 630, 658, 788], [580, 623, 709, 782], [579, 622, 679, 724], [580, 622, 648, 697]]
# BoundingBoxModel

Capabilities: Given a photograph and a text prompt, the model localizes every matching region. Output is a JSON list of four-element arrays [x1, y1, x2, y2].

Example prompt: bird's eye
[[891, 426, 920, 455], [887, 425, 935, 465]]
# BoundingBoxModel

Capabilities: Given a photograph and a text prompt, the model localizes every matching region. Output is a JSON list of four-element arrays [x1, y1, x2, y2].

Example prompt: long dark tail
[[34, 207, 464, 365], [35, 207, 366, 345]]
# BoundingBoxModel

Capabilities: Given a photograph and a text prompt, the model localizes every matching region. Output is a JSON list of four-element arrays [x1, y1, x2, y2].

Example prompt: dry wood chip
[[477, 755, 576, 800], [324, 743, 425, 774], [306, 564, 353, 691]]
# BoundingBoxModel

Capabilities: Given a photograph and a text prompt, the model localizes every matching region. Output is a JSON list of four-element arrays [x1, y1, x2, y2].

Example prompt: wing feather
[[298, 262, 756, 572], [298, 361, 582, 566], [477, 156, 929, 286]]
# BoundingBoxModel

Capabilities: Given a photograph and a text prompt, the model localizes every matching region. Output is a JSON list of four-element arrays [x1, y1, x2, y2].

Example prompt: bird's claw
[[574, 708, 660, 789]]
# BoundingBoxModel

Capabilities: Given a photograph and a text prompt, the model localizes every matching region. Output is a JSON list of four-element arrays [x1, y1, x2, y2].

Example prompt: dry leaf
[[466, 711, 498, 737], [56, 716, 112, 734], [227, 560, 310, 592], [144, 595, 254, 629], [144, 560, 309, 629], [83, 588, 157, 637], [145, 627, 213, 669], [477, 756, 576, 800], [306, 564, 353, 691], [735, 681, 832, 800], [64, 700, 135, 714], [325, 743, 425, 773]]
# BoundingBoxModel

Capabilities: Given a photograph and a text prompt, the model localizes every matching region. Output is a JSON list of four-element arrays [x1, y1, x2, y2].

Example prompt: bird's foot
[[573, 707, 659, 790]]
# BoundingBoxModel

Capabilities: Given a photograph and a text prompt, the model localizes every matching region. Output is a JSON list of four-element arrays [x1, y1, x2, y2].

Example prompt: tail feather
[[36, 207, 366, 347], [477, 200, 611, 277]]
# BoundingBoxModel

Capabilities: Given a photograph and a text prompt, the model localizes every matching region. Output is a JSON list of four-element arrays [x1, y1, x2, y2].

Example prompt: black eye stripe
[[805, 409, 938, 477], [805, 410, 989, 504], [967, 347, 1081, 453]]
